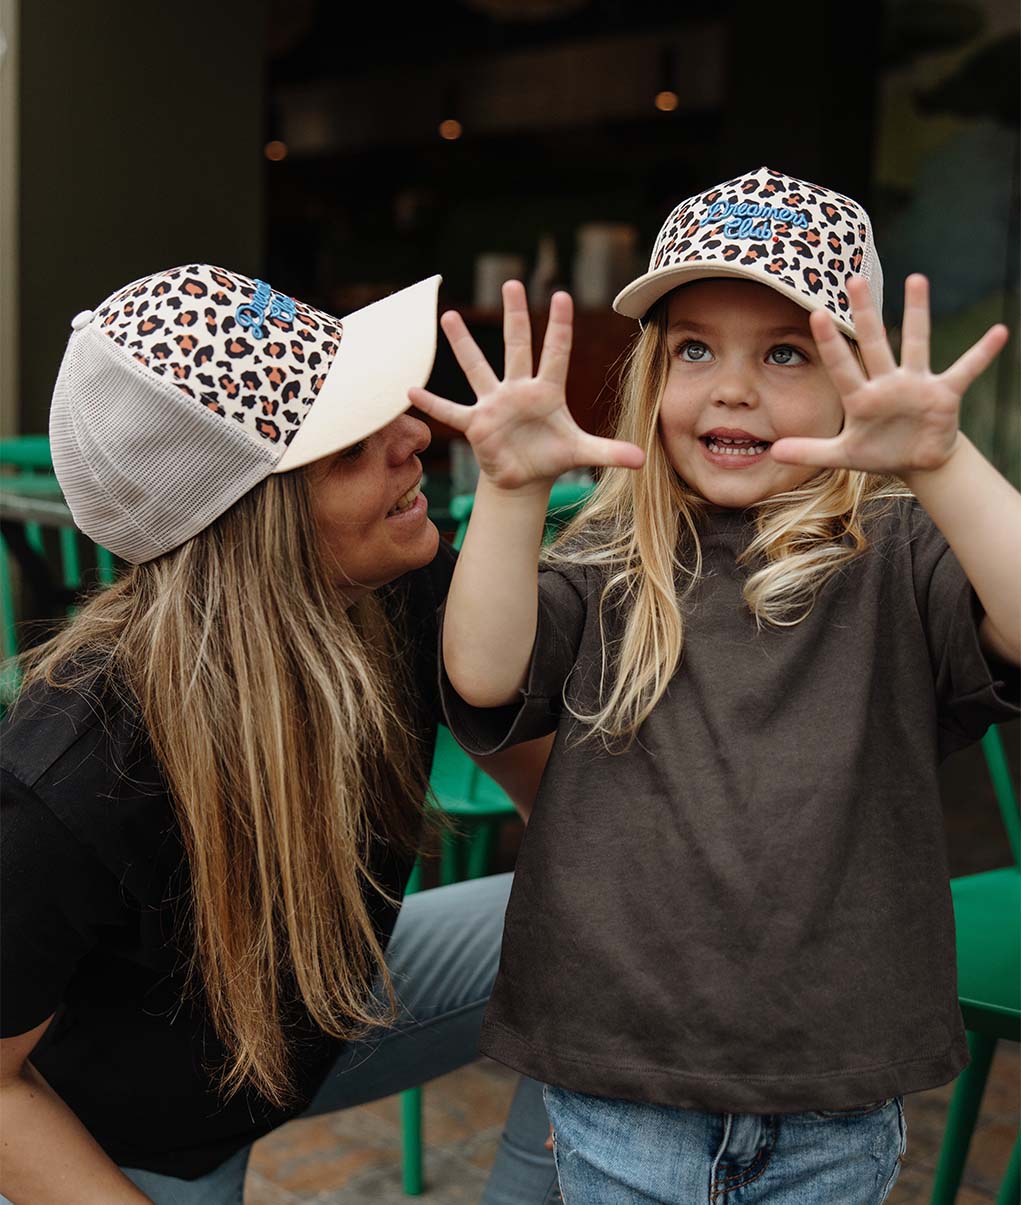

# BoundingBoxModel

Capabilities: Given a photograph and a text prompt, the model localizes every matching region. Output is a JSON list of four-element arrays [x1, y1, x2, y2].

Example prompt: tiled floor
[[245, 1044, 1019, 1203]]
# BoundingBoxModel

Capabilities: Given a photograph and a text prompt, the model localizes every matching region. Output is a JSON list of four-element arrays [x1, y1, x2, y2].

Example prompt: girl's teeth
[[707, 439, 768, 456]]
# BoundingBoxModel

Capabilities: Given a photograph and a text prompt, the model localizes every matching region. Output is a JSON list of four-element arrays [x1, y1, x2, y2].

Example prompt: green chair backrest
[[450, 478, 595, 551], [0, 435, 55, 472], [428, 725, 515, 817], [1, 437, 117, 686], [981, 726, 1020, 869]]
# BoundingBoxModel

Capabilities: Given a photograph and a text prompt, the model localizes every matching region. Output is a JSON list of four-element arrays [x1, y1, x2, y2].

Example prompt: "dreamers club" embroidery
[[700, 201, 810, 240]]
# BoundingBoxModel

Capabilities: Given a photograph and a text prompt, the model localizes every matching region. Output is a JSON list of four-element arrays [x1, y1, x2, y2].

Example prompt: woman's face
[[309, 412, 439, 598], [657, 279, 845, 508]]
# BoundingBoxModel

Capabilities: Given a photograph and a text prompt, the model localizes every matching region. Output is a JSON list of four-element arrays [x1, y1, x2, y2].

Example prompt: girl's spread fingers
[[502, 280, 534, 381], [406, 387, 472, 433], [809, 308, 865, 397], [943, 323, 1010, 396], [770, 435, 849, 468], [536, 291, 575, 387], [847, 275, 897, 378], [899, 274, 931, 374], [440, 310, 500, 396], [576, 432, 646, 470]]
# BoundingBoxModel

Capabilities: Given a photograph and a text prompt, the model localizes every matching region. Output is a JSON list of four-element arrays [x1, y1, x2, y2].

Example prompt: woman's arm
[[411, 282, 643, 708], [772, 274, 1018, 664], [0, 1018, 153, 1204]]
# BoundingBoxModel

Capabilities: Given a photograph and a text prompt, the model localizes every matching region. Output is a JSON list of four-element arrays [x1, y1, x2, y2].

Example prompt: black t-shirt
[[442, 500, 1020, 1114], [0, 540, 456, 1178]]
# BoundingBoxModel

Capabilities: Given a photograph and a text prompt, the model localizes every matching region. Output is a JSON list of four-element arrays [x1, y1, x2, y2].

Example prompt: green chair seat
[[951, 867, 1020, 1041]]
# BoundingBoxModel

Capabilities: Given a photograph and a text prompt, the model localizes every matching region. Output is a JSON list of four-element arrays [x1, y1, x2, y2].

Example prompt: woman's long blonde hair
[[548, 301, 907, 748], [19, 469, 430, 1106]]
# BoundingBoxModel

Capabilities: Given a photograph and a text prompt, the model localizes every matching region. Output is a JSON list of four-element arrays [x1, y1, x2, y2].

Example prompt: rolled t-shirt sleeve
[[0, 770, 114, 1037], [908, 505, 1020, 757], [439, 561, 589, 755]]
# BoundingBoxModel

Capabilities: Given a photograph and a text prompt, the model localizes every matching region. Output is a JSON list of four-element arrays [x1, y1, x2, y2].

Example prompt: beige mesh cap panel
[[613, 166, 882, 339], [49, 265, 440, 562], [50, 325, 278, 564]]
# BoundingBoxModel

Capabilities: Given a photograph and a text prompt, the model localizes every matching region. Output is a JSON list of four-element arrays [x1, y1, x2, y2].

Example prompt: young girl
[[410, 166, 1021, 1203]]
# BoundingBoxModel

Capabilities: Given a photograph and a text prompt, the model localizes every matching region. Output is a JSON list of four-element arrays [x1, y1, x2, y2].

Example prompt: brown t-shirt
[[441, 499, 1019, 1114]]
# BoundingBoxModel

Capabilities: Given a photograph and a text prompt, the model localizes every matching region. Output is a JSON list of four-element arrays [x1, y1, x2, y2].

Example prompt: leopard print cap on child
[[613, 166, 882, 338]]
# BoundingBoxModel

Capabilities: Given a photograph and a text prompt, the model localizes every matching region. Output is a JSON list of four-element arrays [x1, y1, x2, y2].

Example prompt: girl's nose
[[383, 412, 431, 464], [713, 362, 760, 409]]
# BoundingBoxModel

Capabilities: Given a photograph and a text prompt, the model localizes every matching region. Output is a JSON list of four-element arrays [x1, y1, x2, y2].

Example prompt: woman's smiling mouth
[[386, 477, 426, 518]]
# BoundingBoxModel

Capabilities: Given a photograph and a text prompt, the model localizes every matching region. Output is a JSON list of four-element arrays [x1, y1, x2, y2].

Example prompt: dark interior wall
[[18, 0, 268, 434], [719, 0, 882, 203]]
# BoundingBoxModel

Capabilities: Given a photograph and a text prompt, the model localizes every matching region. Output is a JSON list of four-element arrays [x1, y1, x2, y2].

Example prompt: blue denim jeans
[[544, 1085, 906, 1204], [3, 876, 558, 1205]]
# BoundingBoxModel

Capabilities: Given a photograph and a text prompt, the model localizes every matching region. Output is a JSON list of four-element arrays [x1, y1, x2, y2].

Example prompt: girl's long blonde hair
[[19, 469, 430, 1106], [548, 302, 907, 748]]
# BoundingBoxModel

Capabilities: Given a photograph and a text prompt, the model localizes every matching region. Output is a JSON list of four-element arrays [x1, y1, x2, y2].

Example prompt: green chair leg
[[0, 530, 17, 662], [400, 1085, 423, 1195], [440, 828, 465, 886], [59, 527, 82, 596], [994, 1132, 1020, 1205], [25, 521, 44, 557], [96, 545, 116, 585], [930, 1030, 997, 1204], [399, 858, 425, 1194]]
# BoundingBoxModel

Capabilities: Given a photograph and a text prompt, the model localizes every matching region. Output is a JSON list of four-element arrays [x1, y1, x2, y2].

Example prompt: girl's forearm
[[0, 1064, 152, 1204], [444, 476, 551, 707], [903, 434, 1021, 664]]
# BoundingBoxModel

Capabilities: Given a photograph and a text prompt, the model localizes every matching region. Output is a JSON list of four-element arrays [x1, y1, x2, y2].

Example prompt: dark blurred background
[[2, 0, 1018, 865]]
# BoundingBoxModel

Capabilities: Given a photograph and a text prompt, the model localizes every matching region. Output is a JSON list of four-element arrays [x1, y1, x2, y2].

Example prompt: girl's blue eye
[[678, 340, 713, 362], [768, 345, 806, 366]]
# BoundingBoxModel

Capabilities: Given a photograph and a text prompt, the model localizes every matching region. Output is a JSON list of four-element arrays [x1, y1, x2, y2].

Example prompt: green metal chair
[[399, 728, 520, 1195], [931, 724, 1020, 1204], [0, 437, 116, 705], [398, 480, 594, 1194]]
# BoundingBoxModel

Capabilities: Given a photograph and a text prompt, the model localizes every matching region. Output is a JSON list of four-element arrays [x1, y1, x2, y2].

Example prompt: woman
[[0, 264, 558, 1204]]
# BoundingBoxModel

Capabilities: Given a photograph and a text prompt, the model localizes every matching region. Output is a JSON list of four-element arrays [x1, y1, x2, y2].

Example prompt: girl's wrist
[[475, 474, 555, 505], [899, 431, 968, 494]]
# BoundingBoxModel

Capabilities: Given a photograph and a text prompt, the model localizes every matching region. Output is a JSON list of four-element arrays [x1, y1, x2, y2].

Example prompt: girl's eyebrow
[[667, 318, 811, 339]]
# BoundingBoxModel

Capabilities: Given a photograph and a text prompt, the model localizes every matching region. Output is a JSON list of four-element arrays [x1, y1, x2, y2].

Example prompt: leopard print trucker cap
[[49, 266, 440, 563], [613, 166, 882, 338]]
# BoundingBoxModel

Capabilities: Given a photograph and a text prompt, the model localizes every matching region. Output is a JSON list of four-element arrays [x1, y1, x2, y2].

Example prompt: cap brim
[[275, 275, 441, 472], [613, 264, 857, 339]]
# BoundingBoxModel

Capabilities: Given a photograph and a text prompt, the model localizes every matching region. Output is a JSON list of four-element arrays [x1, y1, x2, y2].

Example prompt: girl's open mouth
[[700, 435, 771, 466]]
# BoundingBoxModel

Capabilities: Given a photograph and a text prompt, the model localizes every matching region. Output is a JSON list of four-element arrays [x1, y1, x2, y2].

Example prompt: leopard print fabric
[[627, 166, 881, 335], [93, 264, 343, 449]]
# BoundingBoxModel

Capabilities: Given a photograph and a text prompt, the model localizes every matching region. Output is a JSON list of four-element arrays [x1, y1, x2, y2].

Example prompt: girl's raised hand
[[771, 275, 1009, 478], [409, 281, 645, 491]]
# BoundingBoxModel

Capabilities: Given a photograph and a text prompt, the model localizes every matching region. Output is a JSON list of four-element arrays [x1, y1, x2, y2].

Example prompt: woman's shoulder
[[1, 664, 145, 795]]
